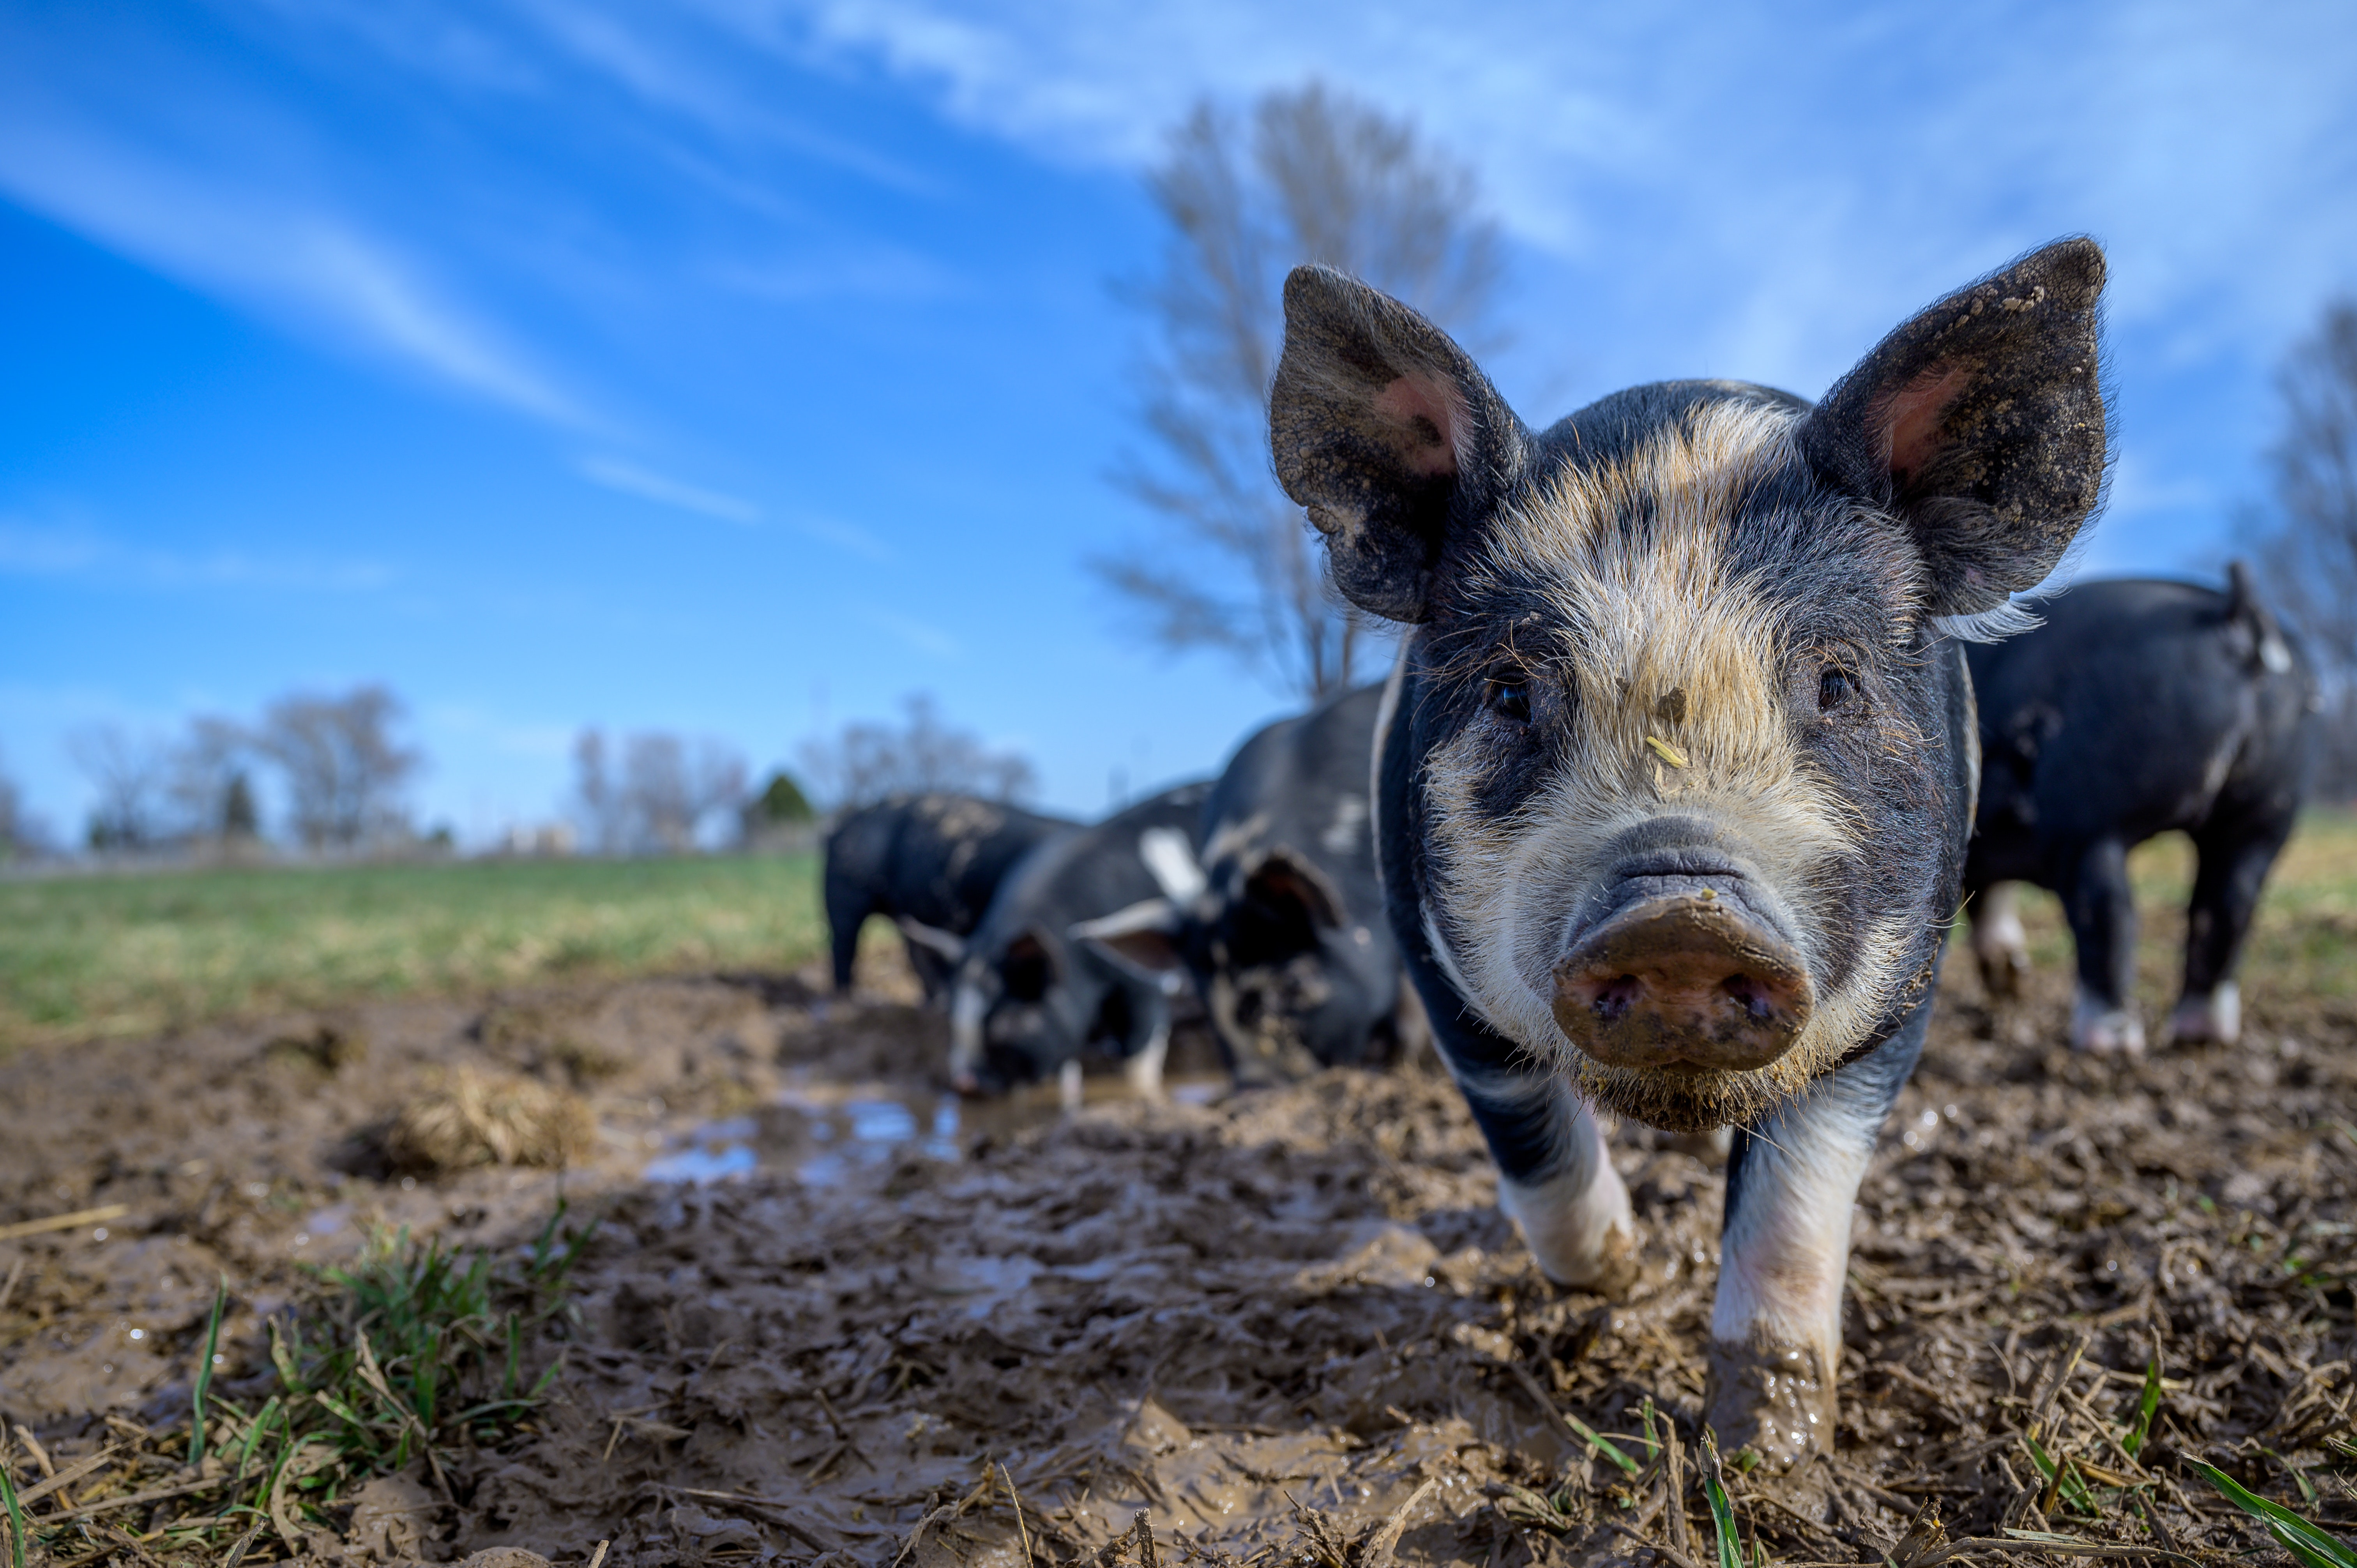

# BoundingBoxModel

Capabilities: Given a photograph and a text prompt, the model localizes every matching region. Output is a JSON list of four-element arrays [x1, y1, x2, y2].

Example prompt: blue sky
[[4, 0, 2354, 844]]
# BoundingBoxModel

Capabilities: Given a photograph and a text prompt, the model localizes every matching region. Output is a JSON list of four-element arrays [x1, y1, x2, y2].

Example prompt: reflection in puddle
[[638, 1076, 1229, 1187]]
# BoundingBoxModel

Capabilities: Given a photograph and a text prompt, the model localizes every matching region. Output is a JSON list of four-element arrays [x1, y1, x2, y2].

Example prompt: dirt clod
[[385, 1065, 595, 1173]]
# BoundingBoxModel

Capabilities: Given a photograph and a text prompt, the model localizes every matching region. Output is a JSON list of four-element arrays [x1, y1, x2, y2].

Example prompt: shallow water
[[639, 1075, 1231, 1185]]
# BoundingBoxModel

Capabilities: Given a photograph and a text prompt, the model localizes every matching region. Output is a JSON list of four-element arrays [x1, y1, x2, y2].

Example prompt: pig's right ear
[[1801, 238, 2110, 622], [1070, 899, 1188, 992], [1270, 266, 1526, 623], [896, 916, 967, 965]]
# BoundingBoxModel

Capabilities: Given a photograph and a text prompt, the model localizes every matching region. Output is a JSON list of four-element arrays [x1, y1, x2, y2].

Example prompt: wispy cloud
[[0, 99, 594, 426], [579, 456, 762, 524], [776, 0, 2357, 373], [578, 456, 896, 559], [860, 604, 960, 659], [0, 519, 398, 593]]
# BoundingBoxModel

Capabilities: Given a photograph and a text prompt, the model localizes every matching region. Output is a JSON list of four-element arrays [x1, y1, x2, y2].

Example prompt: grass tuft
[[191, 1273, 227, 1465], [0, 1443, 25, 1568], [2186, 1458, 2357, 1568], [1698, 1430, 1744, 1568], [0, 1202, 593, 1563]]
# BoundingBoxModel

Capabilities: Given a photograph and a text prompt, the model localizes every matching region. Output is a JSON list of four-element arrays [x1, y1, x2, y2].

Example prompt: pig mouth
[[1548, 853, 1815, 1073]]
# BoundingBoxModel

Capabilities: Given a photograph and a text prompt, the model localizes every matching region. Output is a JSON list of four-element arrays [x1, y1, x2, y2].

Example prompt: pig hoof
[[1499, 1160, 1639, 1297], [2164, 984, 2240, 1046], [2069, 995, 2146, 1057], [1704, 1337, 1835, 1470], [1976, 945, 2029, 999]]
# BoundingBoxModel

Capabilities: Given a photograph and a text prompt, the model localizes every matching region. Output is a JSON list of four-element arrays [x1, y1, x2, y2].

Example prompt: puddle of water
[[642, 1144, 760, 1184], [639, 1072, 1225, 1187]]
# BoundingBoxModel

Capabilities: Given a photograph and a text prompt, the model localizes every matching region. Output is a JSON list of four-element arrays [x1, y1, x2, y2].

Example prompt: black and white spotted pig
[[945, 781, 1212, 1100], [1268, 240, 2110, 1464], [1078, 683, 1425, 1085], [821, 794, 1078, 1000], [1964, 565, 2315, 1053]]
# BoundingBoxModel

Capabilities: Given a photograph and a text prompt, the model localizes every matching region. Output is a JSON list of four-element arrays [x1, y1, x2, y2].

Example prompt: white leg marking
[[1124, 1019, 1170, 1099], [1495, 1104, 1636, 1292], [948, 980, 988, 1090], [2071, 985, 2147, 1056], [1711, 1113, 1869, 1396], [1058, 1058, 1085, 1113], [2165, 980, 2240, 1045], [1972, 882, 2030, 996]]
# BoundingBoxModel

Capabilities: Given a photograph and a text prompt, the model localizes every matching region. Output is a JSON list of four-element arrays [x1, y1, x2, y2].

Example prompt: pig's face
[[1399, 395, 1957, 1130], [1274, 240, 2108, 1131], [950, 930, 1138, 1092]]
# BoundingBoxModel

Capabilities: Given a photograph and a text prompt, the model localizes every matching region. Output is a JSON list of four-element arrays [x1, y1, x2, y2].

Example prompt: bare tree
[[1097, 81, 1506, 698], [68, 724, 167, 851], [798, 694, 1038, 809], [573, 729, 624, 854], [573, 727, 747, 853], [0, 745, 41, 862], [620, 733, 746, 853], [166, 716, 258, 844], [258, 685, 422, 851], [2256, 298, 2357, 796]]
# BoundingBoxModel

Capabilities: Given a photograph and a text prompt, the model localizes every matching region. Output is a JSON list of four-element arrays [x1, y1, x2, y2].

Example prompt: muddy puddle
[[641, 1075, 1232, 1188], [2, 933, 2353, 1567]]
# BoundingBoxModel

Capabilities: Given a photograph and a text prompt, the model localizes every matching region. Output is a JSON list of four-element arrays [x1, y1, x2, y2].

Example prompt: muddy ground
[[2, 919, 2353, 1568]]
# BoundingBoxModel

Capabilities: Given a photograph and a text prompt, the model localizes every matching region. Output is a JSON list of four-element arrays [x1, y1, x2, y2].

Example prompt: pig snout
[[1551, 872, 1813, 1072]]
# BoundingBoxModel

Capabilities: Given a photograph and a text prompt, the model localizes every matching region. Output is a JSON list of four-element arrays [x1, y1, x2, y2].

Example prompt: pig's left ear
[[1801, 237, 2110, 620], [1270, 266, 1527, 623], [1070, 899, 1188, 992]]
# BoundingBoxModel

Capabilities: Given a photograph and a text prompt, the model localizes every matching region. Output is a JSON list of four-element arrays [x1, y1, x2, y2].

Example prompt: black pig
[[1077, 683, 1424, 1084], [1269, 241, 2110, 1464], [945, 782, 1212, 1099], [1964, 565, 2314, 1052], [822, 794, 1078, 1000]]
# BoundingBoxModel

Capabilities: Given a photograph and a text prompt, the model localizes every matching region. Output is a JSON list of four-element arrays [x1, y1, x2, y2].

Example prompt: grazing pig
[[1964, 565, 2315, 1052], [1077, 684, 1423, 1084], [945, 782, 1212, 1098], [822, 794, 1078, 1000], [1269, 240, 2110, 1464]]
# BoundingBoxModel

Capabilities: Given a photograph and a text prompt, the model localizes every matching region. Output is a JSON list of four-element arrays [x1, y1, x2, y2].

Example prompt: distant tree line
[[2255, 297, 2357, 800], [62, 684, 424, 856]]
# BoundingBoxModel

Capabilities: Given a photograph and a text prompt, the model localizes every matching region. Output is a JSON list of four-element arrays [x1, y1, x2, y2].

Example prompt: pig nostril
[[1722, 975, 1776, 1021], [1591, 975, 1641, 1021]]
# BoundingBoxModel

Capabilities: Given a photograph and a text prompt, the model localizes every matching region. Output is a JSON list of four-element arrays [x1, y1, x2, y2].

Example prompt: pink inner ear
[[1372, 373, 1464, 478], [1882, 364, 1973, 480]]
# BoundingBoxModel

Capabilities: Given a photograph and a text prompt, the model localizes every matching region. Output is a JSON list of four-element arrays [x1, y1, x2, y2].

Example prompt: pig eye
[[1817, 666, 1859, 712], [1485, 676, 1532, 724]]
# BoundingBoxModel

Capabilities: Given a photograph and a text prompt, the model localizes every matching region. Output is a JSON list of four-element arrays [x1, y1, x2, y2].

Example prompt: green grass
[[1983, 809, 2357, 1007], [0, 853, 824, 1053], [0, 1204, 594, 1564]]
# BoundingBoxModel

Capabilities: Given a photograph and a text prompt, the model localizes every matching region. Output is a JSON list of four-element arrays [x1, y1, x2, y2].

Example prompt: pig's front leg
[[1453, 1056, 1637, 1294], [1707, 993, 1930, 1466]]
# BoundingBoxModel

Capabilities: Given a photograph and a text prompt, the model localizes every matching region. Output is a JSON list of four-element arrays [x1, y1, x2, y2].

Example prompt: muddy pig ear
[[1802, 237, 2110, 620], [1270, 265, 1526, 623], [1069, 899, 1188, 989]]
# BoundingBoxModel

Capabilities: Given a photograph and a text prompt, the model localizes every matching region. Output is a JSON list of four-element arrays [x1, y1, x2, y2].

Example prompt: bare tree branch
[[797, 694, 1038, 810], [68, 724, 168, 852], [2254, 297, 2357, 796], [257, 686, 422, 852], [1099, 81, 1505, 699]]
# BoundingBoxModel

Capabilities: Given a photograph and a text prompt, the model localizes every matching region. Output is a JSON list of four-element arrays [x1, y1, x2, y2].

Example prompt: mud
[[2, 920, 2353, 1566]]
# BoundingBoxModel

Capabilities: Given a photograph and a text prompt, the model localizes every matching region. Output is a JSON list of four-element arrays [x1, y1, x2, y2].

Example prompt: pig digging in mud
[[1964, 563, 2316, 1053], [1077, 683, 1426, 1085], [946, 782, 1212, 1099], [822, 793, 1078, 1001], [1269, 240, 2110, 1468]]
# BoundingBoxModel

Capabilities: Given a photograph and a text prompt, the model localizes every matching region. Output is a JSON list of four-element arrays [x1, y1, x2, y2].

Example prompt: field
[[0, 855, 827, 1054], [0, 818, 2351, 1567]]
